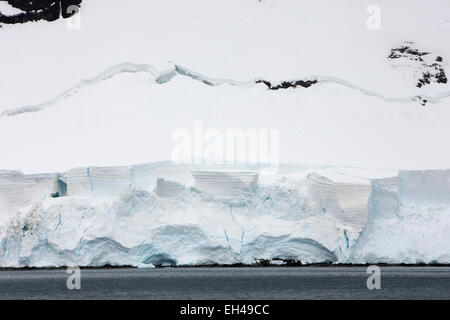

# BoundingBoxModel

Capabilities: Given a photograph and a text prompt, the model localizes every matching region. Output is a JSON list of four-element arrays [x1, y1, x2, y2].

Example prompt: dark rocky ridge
[[0, 0, 82, 24], [255, 79, 318, 90], [388, 42, 447, 88]]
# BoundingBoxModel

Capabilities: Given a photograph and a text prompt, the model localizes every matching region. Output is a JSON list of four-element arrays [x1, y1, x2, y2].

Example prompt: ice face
[[349, 170, 450, 264], [0, 163, 448, 267]]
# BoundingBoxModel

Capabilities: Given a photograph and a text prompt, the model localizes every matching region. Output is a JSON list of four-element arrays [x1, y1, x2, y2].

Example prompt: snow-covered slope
[[0, 0, 450, 173], [1, 62, 450, 173]]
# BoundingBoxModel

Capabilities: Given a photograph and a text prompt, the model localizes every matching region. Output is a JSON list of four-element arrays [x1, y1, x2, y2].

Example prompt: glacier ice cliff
[[0, 163, 449, 267]]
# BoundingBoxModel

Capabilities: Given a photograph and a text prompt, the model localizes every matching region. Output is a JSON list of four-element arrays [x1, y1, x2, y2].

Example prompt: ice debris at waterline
[[0, 162, 449, 267]]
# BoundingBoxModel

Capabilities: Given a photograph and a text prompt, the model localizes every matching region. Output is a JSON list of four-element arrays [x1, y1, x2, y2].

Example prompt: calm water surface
[[0, 267, 448, 299]]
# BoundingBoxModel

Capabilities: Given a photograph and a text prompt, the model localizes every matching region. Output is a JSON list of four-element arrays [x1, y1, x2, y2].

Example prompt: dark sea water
[[0, 267, 448, 300]]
